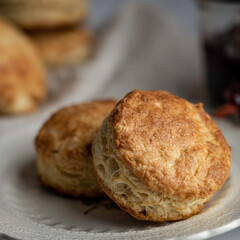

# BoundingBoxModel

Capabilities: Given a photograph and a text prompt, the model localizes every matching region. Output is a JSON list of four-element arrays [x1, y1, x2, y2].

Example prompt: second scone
[[92, 90, 231, 222], [35, 100, 117, 197]]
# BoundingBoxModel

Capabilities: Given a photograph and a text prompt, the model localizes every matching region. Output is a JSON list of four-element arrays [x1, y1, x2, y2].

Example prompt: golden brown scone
[[0, 18, 46, 114], [28, 28, 94, 68], [0, 0, 87, 30], [92, 90, 231, 222], [35, 100, 118, 198]]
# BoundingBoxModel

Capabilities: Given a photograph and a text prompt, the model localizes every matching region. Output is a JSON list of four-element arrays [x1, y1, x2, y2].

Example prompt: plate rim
[[0, 122, 240, 240]]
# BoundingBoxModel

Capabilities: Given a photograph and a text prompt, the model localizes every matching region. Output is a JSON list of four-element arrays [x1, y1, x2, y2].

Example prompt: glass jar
[[198, 0, 240, 108]]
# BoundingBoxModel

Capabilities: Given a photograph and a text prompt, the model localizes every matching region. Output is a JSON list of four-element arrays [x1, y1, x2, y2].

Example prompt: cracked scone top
[[92, 90, 231, 222], [35, 100, 117, 198]]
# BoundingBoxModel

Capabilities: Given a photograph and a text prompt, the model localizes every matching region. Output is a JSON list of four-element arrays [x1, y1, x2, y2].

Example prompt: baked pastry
[[92, 90, 231, 222], [29, 28, 93, 67], [0, 0, 87, 30], [35, 100, 117, 197], [0, 18, 46, 114]]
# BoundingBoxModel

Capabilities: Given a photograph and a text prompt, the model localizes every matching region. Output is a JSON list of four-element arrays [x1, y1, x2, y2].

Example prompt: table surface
[[89, 0, 240, 239]]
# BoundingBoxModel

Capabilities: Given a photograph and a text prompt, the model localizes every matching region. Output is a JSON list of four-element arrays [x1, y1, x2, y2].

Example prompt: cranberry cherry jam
[[199, 0, 240, 118], [205, 25, 240, 117]]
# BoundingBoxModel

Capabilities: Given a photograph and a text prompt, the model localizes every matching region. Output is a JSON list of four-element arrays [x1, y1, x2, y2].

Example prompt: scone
[[0, 18, 46, 114], [28, 28, 93, 67], [0, 0, 87, 30], [35, 100, 117, 197], [92, 90, 231, 222]]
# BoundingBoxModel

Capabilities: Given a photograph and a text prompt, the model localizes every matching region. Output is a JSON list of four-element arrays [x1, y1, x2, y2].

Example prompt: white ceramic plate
[[0, 119, 240, 240]]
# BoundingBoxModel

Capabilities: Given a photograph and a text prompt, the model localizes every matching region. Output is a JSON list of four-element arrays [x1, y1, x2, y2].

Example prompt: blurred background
[[0, 0, 239, 239], [0, 0, 239, 121]]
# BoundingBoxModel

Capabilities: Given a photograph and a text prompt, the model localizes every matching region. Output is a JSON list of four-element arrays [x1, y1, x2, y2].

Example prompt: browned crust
[[109, 90, 231, 200], [35, 99, 118, 168]]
